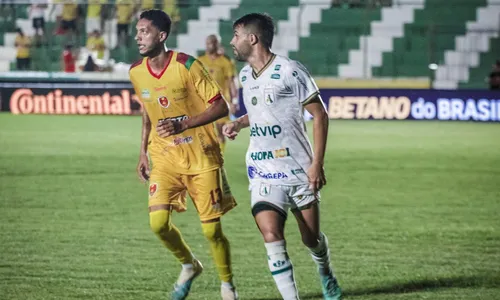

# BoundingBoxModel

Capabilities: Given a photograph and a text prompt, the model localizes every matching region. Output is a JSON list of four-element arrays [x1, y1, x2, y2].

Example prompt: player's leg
[[251, 183, 299, 300], [147, 161, 202, 300], [186, 168, 238, 299], [291, 187, 341, 299]]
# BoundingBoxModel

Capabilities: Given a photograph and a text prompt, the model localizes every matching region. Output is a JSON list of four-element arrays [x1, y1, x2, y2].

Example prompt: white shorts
[[86, 17, 101, 33], [250, 181, 319, 217]]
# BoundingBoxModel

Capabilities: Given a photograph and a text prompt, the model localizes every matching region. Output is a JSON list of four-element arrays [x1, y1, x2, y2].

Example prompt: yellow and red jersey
[[197, 54, 235, 104], [129, 51, 224, 174]]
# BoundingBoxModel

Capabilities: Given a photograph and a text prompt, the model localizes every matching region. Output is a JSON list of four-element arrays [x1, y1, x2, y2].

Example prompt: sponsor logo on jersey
[[271, 74, 280, 79], [251, 96, 258, 106], [248, 166, 288, 180], [274, 64, 281, 71], [158, 96, 169, 108], [291, 168, 305, 175], [160, 115, 189, 122], [250, 86, 259, 90], [242, 76, 247, 82], [173, 136, 193, 146], [250, 124, 282, 138], [149, 183, 158, 197], [141, 89, 150, 99], [173, 87, 187, 94], [250, 147, 290, 161]]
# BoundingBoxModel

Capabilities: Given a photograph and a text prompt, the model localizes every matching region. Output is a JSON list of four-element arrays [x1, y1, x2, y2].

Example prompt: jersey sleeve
[[189, 59, 223, 105], [285, 61, 320, 104]]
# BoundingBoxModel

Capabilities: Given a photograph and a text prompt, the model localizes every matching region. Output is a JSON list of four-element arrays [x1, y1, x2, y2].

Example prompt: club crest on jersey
[[149, 183, 158, 197], [158, 96, 169, 108], [264, 87, 275, 106], [259, 182, 271, 196]]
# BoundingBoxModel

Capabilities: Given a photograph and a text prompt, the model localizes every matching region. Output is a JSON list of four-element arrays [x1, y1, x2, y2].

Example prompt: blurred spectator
[[29, 0, 48, 43], [86, 30, 106, 59], [163, 0, 180, 32], [51, 0, 79, 43], [493, 60, 500, 72], [81, 55, 100, 72], [489, 60, 500, 90], [115, 0, 135, 48], [15, 28, 31, 70], [137, 0, 155, 16], [86, 0, 106, 33], [62, 44, 76, 73]]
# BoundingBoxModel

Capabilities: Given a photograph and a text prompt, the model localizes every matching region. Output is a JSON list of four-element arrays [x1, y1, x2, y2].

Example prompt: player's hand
[[222, 121, 241, 140], [307, 162, 326, 194], [137, 154, 150, 183], [156, 119, 187, 138]]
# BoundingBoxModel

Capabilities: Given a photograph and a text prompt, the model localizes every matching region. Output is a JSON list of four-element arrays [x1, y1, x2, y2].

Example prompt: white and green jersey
[[240, 54, 321, 185]]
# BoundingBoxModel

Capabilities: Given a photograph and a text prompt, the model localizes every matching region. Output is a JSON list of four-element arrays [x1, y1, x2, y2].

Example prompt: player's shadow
[[251, 275, 500, 300]]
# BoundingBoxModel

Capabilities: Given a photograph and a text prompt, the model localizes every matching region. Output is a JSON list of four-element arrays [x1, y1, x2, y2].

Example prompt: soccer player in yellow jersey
[[198, 35, 238, 154], [129, 10, 238, 300]]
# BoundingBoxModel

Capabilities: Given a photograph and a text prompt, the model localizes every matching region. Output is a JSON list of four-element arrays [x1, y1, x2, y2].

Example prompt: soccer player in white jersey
[[222, 13, 342, 300]]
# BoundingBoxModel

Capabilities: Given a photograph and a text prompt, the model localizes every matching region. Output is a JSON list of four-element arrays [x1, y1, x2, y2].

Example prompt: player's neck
[[207, 52, 219, 60], [147, 50, 171, 74], [248, 50, 274, 75]]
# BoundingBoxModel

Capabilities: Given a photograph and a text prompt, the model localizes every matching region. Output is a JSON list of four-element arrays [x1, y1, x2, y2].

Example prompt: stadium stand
[[0, 0, 498, 89]]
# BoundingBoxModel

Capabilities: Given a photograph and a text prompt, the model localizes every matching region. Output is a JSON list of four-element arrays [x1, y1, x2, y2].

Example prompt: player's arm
[[304, 97, 328, 168], [156, 59, 229, 137], [288, 62, 328, 192], [130, 73, 151, 182]]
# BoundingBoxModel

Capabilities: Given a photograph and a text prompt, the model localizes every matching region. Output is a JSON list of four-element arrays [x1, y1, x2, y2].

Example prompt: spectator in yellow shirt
[[115, 0, 135, 47], [163, 0, 180, 32], [15, 28, 31, 70], [86, 30, 106, 59], [86, 0, 106, 33]]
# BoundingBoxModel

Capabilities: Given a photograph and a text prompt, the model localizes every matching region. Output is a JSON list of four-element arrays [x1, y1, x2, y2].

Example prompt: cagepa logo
[[247, 166, 288, 180]]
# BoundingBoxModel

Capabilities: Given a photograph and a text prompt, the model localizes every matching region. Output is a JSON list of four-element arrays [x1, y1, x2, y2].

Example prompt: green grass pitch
[[0, 114, 499, 300]]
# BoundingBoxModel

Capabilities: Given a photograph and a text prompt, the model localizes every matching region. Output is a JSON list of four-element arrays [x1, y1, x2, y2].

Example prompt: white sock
[[308, 232, 335, 276], [264, 240, 299, 300]]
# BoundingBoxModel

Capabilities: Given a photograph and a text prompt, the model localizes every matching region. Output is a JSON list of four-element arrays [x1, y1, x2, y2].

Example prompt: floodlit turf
[[0, 114, 499, 300]]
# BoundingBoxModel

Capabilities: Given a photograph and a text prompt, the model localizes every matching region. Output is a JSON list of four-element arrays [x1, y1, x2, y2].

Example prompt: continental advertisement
[[1, 82, 498, 122], [0, 82, 140, 115]]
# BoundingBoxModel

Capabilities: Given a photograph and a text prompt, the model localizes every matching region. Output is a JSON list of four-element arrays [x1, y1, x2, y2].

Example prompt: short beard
[[140, 44, 164, 58]]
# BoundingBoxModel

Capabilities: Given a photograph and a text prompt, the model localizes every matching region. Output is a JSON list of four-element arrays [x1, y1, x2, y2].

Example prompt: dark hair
[[83, 55, 96, 72], [233, 13, 275, 49], [140, 9, 172, 36]]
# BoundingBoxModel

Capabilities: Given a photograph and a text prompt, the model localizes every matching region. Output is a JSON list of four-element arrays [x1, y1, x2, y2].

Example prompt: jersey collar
[[252, 53, 276, 79], [146, 50, 173, 79]]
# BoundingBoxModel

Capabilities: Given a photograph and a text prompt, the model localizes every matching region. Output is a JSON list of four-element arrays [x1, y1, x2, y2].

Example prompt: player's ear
[[159, 31, 168, 43], [249, 33, 258, 46]]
